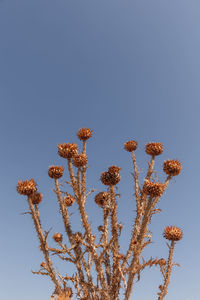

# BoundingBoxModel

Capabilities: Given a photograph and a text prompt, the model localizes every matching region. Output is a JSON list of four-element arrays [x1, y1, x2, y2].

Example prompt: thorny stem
[[103, 206, 111, 285], [81, 140, 87, 204], [27, 196, 62, 294], [158, 241, 175, 300], [125, 176, 171, 300]]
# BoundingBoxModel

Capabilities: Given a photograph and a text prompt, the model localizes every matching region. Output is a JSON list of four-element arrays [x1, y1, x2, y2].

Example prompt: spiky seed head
[[16, 179, 37, 196], [124, 140, 138, 152], [53, 233, 63, 243], [72, 153, 88, 167], [163, 160, 182, 176], [72, 232, 83, 244], [40, 262, 46, 268], [108, 165, 121, 173], [143, 179, 165, 197], [48, 166, 64, 179], [63, 195, 75, 207], [57, 143, 78, 159], [145, 142, 164, 156], [95, 192, 109, 207], [77, 127, 93, 140], [29, 192, 43, 205], [163, 226, 183, 241], [100, 171, 121, 186]]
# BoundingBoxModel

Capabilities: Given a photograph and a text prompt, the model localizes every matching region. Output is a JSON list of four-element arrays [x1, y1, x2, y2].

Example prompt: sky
[[0, 0, 200, 299]]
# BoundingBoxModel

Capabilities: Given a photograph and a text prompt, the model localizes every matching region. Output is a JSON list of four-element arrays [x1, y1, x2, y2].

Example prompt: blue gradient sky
[[0, 0, 199, 299]]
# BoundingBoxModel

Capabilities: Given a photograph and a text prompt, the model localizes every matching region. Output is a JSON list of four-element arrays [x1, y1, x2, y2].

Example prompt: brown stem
[[158, 241, 175, 300]]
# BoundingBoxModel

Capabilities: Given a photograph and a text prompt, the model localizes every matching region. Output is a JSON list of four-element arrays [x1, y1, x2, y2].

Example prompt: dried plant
[[17, 128, 183, 300]]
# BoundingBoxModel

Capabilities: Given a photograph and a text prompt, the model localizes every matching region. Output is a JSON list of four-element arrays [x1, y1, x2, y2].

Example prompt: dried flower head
[[72, 153, 88, 168], [77, 127, 93, 141], [58, 143, 78, 159], [72, 232, 83, 244], [95, 192, 109, 207], [57, 289, 73, 300], [17, 179, 37, 196], [63, 195, 75, 207], [100, 171, 121, 186], [124, 140, 138, 152], [48, 166, 64, 179], [163, 226, 183, 241], [163, 160, 182, 176], [29, 192, 43, 205], [143, 180, 165, 197], [145, 142, 164, 156], [53, 233, 63, 243], [108, 165, 121, 173], [40, 262, 46, 268]]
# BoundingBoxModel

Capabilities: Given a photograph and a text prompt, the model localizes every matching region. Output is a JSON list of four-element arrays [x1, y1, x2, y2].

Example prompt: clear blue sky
[[0, 0, 199, 299]]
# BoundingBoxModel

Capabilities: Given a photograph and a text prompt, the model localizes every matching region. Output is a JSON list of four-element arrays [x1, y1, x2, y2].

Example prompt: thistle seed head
[[145, 142, 164, 156], [77, 127, 93, 141], [143, 179, 165, 197], [163, 160, 182, 176], [63, 195, 75, 207], [58, 143, 78, 159], [29, 192, 43, 205], [95, 192, 109, 207], [16, 179, 37, 196], [48, 166, 64, 179], [124, 140, 138, 152], [72, 153, 88, 168], [108, 165, 121, 173], [53, 233, 63, 243], [100, 171, 121, 186], [163, 226, 183, 241]]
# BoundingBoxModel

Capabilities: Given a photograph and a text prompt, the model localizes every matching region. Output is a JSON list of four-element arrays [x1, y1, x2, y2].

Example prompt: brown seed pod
[[57, 143, 78, 159], [53, 233, 63, 243], [63, 195, 75, 207], [145, 142, 164, 156], [16, 179, 37, 196], [163, 160, 182, 176], [158, 258, 166, 266], [100, 171, 121, 186], [72, 153, 88, 168], [108, 165, 121, 173], [95, 192, 109, 207], [163, 226, 183, 241], [40, 262, 46, 268], [29, 192, 43, 205], [124, 140, 138, 152], [143, 179, 165, 197], [48, 166, 64, 179], [77, 127, 93, 141], [98, 225, 104, 232]]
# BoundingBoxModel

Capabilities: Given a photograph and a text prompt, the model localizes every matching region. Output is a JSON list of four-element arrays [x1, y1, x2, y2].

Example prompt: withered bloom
[[163, 226, 183, 241], [108, 165, 121, 173], [100, 171, 121, 186], [95, 192, 109, 207], [72, 232, 83, 244], [53, 233, 63, 243], [29, 192, 43, 205], [72, 153, 88, 168], [58, 143, 78, 159], [143, 179, 165, 197], [158, 258, 166, 266], [77, 127, 93, 141], [145, 142, 163, 156], [17, 179, 37, 196], [63, 195, 75, 207], [163, 160, 182, 176], [48, 166, 64, 179], [124, 140, 138, 152]]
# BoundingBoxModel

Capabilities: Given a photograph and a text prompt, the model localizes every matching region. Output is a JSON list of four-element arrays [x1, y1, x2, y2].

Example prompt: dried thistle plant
[[17, 128, 183, 300]]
